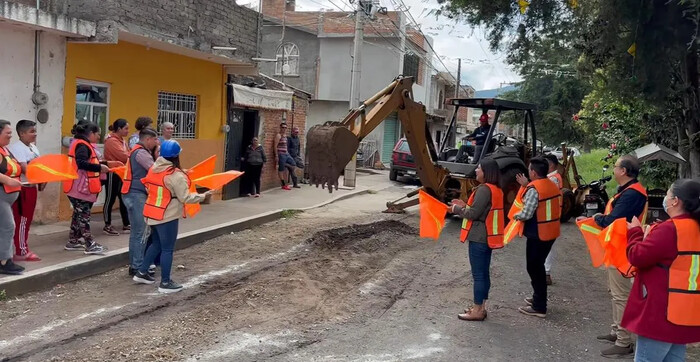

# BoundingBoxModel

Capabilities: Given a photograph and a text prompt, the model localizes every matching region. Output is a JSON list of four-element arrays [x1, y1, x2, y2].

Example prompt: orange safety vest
[[142, 167, 191, 221], [604, 182, 648, 224], [460, 183, 505, 249], [63, 139, 102, 194], [121, 144, 143, 194], [667, 218, 700, 326], [0, 147, 21, 193], [521, 178, 562, 241]]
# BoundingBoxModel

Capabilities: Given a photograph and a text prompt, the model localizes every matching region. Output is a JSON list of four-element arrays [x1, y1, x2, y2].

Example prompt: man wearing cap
[[468, 112, 491, 162]]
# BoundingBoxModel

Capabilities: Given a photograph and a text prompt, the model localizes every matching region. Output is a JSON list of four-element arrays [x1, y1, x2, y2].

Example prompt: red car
[[389, 138, 416, 181]]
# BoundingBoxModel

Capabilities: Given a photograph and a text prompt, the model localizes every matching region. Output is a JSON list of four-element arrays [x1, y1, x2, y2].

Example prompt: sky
[[238, 0, 521, 90]]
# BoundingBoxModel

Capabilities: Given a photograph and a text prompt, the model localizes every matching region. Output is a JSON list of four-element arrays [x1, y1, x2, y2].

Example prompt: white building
[[0, 1, 94, 222]]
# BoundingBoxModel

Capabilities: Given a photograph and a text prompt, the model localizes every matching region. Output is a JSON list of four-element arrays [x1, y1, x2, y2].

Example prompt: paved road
[[1, 183, 697, 361]]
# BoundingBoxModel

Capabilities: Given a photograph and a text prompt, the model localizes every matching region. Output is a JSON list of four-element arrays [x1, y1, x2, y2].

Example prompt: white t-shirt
[[8, 141, 40, 182]]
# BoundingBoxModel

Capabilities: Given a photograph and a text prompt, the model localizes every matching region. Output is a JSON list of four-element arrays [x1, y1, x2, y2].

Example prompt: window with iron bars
[[403, 52, 420, 81], [157, 92, 197, 139]]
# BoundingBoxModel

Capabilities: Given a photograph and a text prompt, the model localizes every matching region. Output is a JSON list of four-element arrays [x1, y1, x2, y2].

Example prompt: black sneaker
[[103, 225, 119, 236], [601, 344, 634, 359], [158, 280, 183, 294], [128, 267, 137, 277], [597, 333, 618, 344], [132, 271, 155, 285], [518, 306, 546, 318], [84, 243, 107, 255], [0, 259, 24, 275], [64, 241, 85, 251]]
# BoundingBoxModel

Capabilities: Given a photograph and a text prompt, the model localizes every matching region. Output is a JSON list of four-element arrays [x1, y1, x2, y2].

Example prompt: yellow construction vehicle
[[306, 77, 577, 219]]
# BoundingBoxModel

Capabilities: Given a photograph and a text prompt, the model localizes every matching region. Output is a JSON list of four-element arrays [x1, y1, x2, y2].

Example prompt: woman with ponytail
[[623, 179, 700, 361], [102, 119, 131, 235], [64, 121, 110, 254]]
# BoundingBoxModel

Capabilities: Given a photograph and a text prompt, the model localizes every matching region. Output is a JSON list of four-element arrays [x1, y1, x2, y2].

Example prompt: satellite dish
[[37, 108, 49, 124]]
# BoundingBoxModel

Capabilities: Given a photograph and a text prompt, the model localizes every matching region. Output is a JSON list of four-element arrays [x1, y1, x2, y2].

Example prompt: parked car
[[550, 146, 581, 160], [389, 138, 417, 181]]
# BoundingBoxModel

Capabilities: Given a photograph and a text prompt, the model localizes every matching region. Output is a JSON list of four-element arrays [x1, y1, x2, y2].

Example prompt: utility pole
[[450, 58, 461, 148], [343, 0, 365, 188]]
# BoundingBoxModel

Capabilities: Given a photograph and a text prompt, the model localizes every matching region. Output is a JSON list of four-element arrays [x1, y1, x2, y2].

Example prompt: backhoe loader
[[306, 76, 576, 218]]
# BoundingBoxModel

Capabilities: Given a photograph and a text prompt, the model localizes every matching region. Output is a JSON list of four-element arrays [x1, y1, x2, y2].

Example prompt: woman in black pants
[[242, 137, 266, 197], [102, 119, 131, 235]]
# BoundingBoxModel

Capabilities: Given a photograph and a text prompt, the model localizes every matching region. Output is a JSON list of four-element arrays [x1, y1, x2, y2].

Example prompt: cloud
[[239, 0, 521, 90]]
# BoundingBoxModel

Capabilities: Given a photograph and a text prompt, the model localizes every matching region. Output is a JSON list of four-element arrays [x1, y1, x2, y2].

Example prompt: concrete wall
[[21, 0, 260, 62], [317, 37, 401, 102], [259, 22, 319, 97], [0, 22, 66, 222]]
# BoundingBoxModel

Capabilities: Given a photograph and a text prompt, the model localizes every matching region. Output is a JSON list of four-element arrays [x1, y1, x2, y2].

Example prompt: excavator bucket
[[306, 124, 359, 192]]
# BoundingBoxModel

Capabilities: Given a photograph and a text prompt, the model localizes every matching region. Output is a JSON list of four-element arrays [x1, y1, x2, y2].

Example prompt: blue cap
[[160, 140, 182, 158]]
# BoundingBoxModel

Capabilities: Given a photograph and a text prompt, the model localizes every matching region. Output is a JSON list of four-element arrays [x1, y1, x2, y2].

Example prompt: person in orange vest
[[64, 121, 111, 254], [0, 120, 25, 275], [622, 179, 700, 360], [132, 140, 209, 293], [578, 155, 647, 359], [512, 157, 561, 318], [122, 128, 159, 277], [450, 158, 504, 321], [544, 153, 563, 286]]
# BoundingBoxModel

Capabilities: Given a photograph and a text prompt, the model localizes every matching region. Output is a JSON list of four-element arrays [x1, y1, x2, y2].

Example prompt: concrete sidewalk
[[0, 171, 393, 296]]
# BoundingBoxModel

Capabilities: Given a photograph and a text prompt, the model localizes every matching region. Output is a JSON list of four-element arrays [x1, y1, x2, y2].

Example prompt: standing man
[[158, 122, 174, 144], [287, 126, 303, 187], [544, 154, 563, 285], [467, 112, 491, 163], [513, 157, 561, 318], [9, 120, 43, 262], [586, 155, 647, 359], [122, 128, 159, 277], [273, 123, 295, 190]]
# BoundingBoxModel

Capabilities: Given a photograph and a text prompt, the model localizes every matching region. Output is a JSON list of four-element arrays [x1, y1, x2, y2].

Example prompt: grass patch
[[281, 209, 302, 218], [0, 289, 6, 302], [566, 149, 617, 195], [367, 189, 378, 194]]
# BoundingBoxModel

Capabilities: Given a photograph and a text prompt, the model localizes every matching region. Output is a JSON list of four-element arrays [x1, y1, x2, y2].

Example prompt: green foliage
[[0, 289, 6, 302], [280, 209, 302, 218]]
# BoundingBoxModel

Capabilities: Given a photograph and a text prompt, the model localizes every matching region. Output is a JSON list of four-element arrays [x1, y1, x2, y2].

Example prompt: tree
[[438, 0, 700, 177]]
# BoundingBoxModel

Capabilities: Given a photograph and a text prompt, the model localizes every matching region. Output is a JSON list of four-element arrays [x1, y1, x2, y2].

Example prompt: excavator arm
[[306, 77, 449, 195]]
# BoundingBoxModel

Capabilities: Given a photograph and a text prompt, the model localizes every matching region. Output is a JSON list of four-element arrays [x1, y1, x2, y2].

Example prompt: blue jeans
[[635, 336, 686, 362], [468, 241, 492, 305], [139, 219, 179, 283], [122, 192, 147, 270]]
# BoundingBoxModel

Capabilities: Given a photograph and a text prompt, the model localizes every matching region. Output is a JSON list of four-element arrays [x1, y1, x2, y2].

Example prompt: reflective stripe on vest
[[508, 186, 527, 220], [0, 147, 21, 193], [460, 183, 505, 249], [529, 178, 561, 241], [667, 218, 700, 326], [142, 167, 175, 221], [121, 144, 144, 194], [63, 139, 102, 194]]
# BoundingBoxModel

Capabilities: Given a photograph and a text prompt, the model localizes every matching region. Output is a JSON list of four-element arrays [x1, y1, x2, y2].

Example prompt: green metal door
[[382, 113, 399, 163]]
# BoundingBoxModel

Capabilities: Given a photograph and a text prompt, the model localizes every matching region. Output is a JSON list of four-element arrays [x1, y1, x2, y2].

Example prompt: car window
[[398, 140, 411, 153]]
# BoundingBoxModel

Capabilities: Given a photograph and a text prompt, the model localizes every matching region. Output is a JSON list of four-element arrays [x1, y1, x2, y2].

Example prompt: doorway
[[223, 107, 259, 200]]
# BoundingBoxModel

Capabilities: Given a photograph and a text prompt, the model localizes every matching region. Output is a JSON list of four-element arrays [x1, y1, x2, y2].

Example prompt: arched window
[[275, 43, 299, 76]]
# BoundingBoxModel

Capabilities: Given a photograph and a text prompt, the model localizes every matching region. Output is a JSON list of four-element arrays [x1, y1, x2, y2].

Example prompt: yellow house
[[59, 38, 237, 220]]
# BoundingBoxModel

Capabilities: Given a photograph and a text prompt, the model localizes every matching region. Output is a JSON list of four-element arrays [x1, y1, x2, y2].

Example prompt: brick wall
[[23, 0, 259, 61], [258, 96, 309, 190]]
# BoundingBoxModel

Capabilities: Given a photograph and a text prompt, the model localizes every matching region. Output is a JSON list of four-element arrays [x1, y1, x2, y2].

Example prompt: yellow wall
[[62, 40, 226, 139], [57, 40, 227, 220]]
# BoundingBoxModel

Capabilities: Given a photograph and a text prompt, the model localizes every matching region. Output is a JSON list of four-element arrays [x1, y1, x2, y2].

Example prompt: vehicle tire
[[500, 165, 527, 217], [560, 188, 576, 223], [389, 168, 398, 181]]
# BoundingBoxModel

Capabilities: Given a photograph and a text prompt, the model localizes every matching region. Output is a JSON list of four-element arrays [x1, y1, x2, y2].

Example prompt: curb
[[0, 188, 371, 297]]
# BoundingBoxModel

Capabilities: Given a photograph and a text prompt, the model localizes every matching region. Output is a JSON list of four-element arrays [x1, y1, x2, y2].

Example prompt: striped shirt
[[277, 134, 288, 154]]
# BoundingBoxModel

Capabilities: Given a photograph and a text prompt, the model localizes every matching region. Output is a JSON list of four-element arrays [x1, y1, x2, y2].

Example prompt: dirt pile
[[307, 220, 417, 252]]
